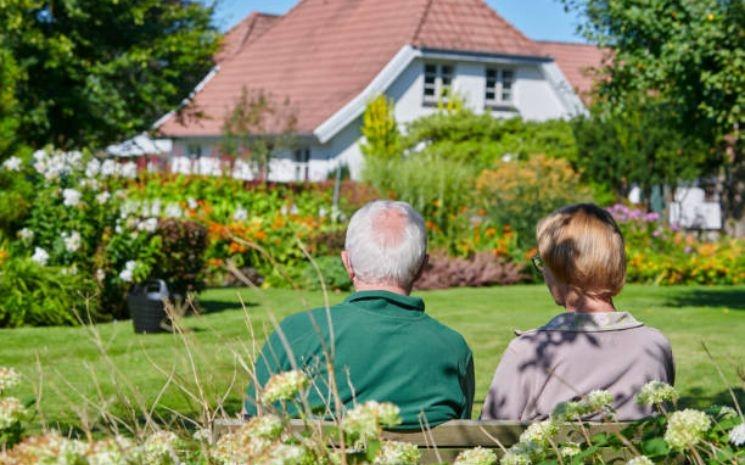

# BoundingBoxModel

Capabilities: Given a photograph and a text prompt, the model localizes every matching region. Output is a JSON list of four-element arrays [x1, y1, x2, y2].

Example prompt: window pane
[[502, 89, 512, 101], [442, 65, 453, 75], [502, 70, 514, 82], [486, 69, 496, 79], [425, 64, 436, 74], [424, 87, 435, 96], [486, 91, 495, 101], [502, 80, 512, 90], [425, 75, 436, 84], [442, 76, 452, 86]]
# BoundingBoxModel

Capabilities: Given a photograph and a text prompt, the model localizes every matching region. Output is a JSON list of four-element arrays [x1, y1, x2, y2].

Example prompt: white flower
[[85, 158, 101, 177], [637, 381, 679, 407], [261, 370, 310, 405], [100, 159, 119, 177], [318, 207, 328, 218], [95, 269, 106, 282], [79, 178, 100, 190], [31, 247, 49, 266], [62, 188, 82, 207], [0, 397, 26, 429], [664, 409, 711, 450], [233, 207, 248, 222], [192, 428, 212, 442], [136, 431, 179, 463], [119, 261, 137, 283], [121, 162, 137, 179], [146, 200, 161, 217], [374, 441, 421, 465], [453, 447, 497, 465], [499, 451, 530, 465], [586, 390, 614, 411], [137, 218, 159, 233], [626, 456, 654, 465], [729, 423, 745, 447], [87, 436, 134, 465], [18, 227, 34, 242], [187, 197, 198, 209], [96, 191, 111, 205], [165, 203, 183, 218], [0, 367, 21, 394], [290, 204, 299, 215], [342, 401, 401, 445], [560, 442, 581, 458], [266, 443, 308, 465], [2, 156, 22, 171], [119, 200, 140, 219], [717, 406, 738, 419], [519, 419, 558, 447], [62, 231, 82, 253]]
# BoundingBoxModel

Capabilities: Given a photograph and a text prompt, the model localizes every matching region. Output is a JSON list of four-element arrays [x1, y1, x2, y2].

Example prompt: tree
[[221, 87, 299, 181], [360, 95, 401, 160], [562, 0, 745, 234], [0, 0, 219, 149]]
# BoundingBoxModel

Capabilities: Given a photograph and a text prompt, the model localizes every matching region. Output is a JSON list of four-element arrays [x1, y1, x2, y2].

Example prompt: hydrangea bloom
[[62, 231, 82, 253], [637, 381, 679, 407], [96, 191, 111, 205], [85, 158, 101, 178], [664, 409, 711, 450], [87, 436, 134, 465], [342, 401, 401, 444], [452, 446, 497, 465], [586, 390, 614, 411], [165, 203, 183, 218], [136, 431, 179, 464], [62, 188, 82, 207], [261, 370, 310, 405], [559, 443, 581, 458], [244, 414, 283, 440], [233, 208, 248, 222], [100, 159, 120, 177], [18, 228, 34, 242], [374, 440, 421, 465], [519, 419, 558, 447], [119, 261, 137, 283], [31, 247, 50, 266], [137, 218, 159, 233], [121, 162, 138, 179], [2, 156, 22, 172], [729, 423, 745, 447], [626, 456, 654, 465], [499, 450, 530, 465], [0, 367, 21, 394], [0, 397, 26, 429]]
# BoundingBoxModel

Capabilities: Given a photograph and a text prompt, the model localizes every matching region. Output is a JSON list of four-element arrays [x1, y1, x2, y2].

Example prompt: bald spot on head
[[371, 208, 408, 247]]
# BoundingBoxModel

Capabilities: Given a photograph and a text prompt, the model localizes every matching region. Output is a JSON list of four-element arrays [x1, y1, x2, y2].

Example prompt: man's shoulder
[[420, 314, 472, 355], [278, 302, 348, 332]]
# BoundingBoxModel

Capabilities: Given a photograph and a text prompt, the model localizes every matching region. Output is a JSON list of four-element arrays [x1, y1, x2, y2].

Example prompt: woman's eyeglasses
[[531, 254, 544, 273]]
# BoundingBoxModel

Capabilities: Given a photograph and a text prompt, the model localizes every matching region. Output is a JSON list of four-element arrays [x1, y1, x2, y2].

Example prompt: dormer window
[[485, 68, 515, 107], [423, 63, 453, 104]]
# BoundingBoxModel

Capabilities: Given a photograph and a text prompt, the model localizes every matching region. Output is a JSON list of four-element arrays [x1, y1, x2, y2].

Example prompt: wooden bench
[[213, 419, 634, 464]]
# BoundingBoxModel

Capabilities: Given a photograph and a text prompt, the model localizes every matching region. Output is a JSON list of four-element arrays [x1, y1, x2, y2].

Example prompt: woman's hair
[[536, 203, 626, 297]]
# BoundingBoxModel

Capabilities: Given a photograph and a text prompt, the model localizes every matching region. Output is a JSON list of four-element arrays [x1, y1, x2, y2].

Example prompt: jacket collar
[[345, 290, 425, 313], [518, 311, 644, 335]]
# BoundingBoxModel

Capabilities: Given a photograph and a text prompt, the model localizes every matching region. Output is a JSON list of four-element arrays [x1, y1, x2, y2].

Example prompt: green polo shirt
[[245, 290, 474, 429]]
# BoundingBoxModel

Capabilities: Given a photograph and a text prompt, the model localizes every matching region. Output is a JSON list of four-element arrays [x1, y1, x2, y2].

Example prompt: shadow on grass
[[198, 299, 258, 315], [679, 386, 745, 410], [665, 288, 745, 311]]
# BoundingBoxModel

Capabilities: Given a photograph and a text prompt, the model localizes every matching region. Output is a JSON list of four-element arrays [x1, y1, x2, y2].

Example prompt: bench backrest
[[213, 419, 632, 464]]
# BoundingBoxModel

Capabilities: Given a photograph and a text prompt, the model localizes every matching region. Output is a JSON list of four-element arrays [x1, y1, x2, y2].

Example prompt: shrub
[[414, 252, 527, 290], [301, 255, 352, 291], [476, 155, 592, 248], [0, 258, 100, 327], [152, 219, 208, 296]]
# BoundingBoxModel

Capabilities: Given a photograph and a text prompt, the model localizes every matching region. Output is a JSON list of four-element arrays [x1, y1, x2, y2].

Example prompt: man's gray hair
[[345, 200, 427, 288]]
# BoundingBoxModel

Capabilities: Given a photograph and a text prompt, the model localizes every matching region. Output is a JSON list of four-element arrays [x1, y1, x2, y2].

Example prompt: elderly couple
[[245, 200, 674, 427]]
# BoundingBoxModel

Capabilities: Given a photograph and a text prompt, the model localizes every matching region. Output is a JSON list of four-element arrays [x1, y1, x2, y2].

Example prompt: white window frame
[[423, 62, 454, 104], [186, 143, 203, 159], [293, 148, 310, 182], [485, 67, 516, 108]]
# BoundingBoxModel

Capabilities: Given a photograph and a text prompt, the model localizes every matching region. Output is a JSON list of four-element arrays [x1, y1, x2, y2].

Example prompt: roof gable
[[538, 41, 607, 102], [216, 12, 281, 63]]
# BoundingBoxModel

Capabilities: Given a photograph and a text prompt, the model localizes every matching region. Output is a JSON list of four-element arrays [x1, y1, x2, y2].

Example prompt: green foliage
[[301, 255, 352, 292], [360, 95, 401, 160], [572, 96, 709, 200], [0, 257, 99, 327], [0, 0, 219, 148]]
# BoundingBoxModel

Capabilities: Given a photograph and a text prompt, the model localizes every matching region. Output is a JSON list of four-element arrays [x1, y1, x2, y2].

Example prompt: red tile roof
[[216, 13, 281, 63], [538, 41, 607, 101], [158, 0, 571, 138]]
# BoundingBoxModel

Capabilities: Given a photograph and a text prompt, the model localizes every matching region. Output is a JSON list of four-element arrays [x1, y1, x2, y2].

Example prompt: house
[[155, 0, 606, 182]]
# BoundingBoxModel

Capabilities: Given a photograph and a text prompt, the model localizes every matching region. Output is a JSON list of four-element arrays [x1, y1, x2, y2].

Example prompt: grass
[[1, 284, 744, 429]]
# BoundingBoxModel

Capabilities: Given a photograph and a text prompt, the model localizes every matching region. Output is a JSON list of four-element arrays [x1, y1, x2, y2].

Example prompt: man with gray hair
[[245, 200, 475, 428]]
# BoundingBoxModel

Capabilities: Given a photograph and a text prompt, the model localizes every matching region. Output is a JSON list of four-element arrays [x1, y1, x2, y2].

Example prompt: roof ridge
[[411, 0, 436, 45], [537, 39, 594, 46]]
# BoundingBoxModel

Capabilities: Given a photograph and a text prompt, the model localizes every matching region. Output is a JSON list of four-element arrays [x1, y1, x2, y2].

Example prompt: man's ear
[[340, 250, 355, 281], [413, 253, 429, 282]]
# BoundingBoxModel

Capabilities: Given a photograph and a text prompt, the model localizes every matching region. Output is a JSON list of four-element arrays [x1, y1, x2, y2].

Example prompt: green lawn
[[1, 284, 744, 430]]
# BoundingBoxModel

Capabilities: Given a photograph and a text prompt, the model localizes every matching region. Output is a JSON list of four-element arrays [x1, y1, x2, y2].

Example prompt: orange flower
[[228, 242, 247, 254], [0, 249, 7, 265]]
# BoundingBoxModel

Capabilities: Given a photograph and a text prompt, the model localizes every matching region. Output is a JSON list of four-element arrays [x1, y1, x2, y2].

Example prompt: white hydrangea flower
[[243, 414, 283, 440], [187, 197, 198, 209], [626, 456, 654, 465], [261, 370, 310, 405], [165, 203, 183, 218], [342, 401, 401, 445], [31, 247, 49, 266], [137, 218, 159, 233], [0, 397, 26, 429], [374, 440, 421, 465], [0, 367, 21, 394], [586, 390, 614, 411], [559, 442, 581, 458], [137, 431, 179, 463], [453, 446, 497, 465], [119, 261, 137, 283], [96, 191, 111, 205], [18, 227, 34, 242], [499, 450, 530, 465], [119, 200, 140, 219], [121, 161, 137, 179], [62, 188, 82, 207], [87, 436, 134, 465], [637, 381, 679, 407], [717, 406, 738, 419], [233, 207, 248, 222], [62, 231, 82, 253], [318, 206, 328, 218], [192, 428, 212, 442], [519, 419, 558, 447], [100, 159, 119, 177], [146, 200, 161, 217], [85, 158, 101, 177], [2, 156, 22, 171], [729, 423, 745, 447], [95, 269, 106, 282], [79, 178, 100, 190], [266, 443, 308, 465], [664, 409, 711, 450]]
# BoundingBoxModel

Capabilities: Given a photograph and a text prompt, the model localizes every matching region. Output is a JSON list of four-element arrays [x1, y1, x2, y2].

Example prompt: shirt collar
[[345, 290, 425, 313], [519, 311, 644, 334]]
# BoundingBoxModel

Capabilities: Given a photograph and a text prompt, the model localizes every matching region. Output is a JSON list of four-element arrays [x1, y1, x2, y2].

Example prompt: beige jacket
[[481, 312, 674, 421]]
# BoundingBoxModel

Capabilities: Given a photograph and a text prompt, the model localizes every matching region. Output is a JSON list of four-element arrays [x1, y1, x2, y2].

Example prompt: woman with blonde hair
[[481, 203, 674, 421]]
